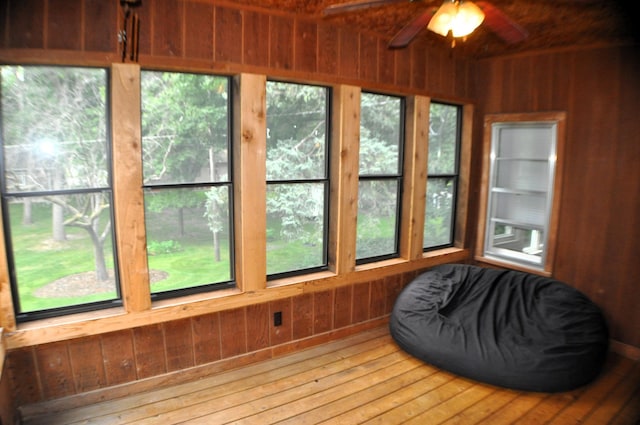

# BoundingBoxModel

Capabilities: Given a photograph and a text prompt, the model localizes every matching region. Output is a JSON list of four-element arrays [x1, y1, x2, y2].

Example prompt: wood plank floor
[[21, 326, 640, 424]]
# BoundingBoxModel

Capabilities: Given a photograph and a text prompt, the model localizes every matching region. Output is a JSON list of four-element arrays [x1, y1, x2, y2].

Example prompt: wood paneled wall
[[0, 0, 473, 98], [6, 274, 412, 407], [474, 46, 640, 350]]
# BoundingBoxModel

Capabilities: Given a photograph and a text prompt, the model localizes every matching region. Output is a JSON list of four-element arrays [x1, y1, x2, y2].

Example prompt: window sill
[[474, 254, 552, 277], [267, 270, 337, 289], [5, 247, 469, 349]]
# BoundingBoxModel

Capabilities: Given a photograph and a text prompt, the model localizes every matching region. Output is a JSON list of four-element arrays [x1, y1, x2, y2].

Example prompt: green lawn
[[8, 202, 400, 312]]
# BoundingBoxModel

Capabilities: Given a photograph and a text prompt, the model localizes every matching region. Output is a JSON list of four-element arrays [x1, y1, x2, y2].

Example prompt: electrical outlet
[[273, 311, 282, 326]]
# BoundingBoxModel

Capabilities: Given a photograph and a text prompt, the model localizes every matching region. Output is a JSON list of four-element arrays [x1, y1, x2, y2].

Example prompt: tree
[[356, 93, 403, 258], [265, 82, 328, 254], [141, 71, 230, 263], [424, 102, 460, 247]]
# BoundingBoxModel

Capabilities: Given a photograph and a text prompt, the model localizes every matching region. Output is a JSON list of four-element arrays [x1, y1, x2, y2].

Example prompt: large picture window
[[265, 81, 330, 278], [424, 102, 461, 250], [141, 71, 234, 298], [356, 92, 404, 263], [0, 65, 119, 321]]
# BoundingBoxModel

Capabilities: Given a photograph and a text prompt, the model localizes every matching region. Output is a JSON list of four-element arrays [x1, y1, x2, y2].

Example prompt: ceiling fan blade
[[475, 1, 528, 44], [388, 7, 436, 49], [323, 0, 406, 16]]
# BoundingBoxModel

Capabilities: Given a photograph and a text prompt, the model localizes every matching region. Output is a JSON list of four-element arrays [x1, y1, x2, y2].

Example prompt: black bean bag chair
[[389, 264, 609, 392]]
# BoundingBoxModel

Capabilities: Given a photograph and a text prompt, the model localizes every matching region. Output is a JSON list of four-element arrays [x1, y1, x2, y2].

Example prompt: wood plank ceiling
[[224, 0, 636, 58]]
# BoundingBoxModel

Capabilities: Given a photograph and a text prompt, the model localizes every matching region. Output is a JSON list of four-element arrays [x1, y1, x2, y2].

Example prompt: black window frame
[[265, 80, 331, 281], [140, 70, 236, 301], [423, 100, 462, 252], [0, 64, 123, 322], [355, 91, 405, 265]]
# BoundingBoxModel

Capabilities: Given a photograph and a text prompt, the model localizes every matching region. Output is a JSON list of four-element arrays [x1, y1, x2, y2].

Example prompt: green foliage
[[428, 103, 459, 175], [147, 240, 183, 256], [141, 71, 229, 185], [265, 82, 328, 267]]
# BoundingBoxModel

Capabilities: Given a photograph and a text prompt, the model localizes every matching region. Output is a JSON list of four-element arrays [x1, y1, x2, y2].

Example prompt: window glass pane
[[141, 71, 233, 295], [144, 187, 232, 293], [2, 66, 109, 191], [488, 222, 544, 265], [266, 81, 327, 180], [424, 177, 454, 248], [266, 81, 329, 277], [357, 93, 403, 262], [356, 180, 400, 259], [142, 71, 229, 185], [1, 66, 118, 319], [6, 194, 117, 313], [424, 102, 460, 250], [266, 183, 326, 275], [359, 93, 401, 175], [495, 159, 549, 191], [492, 192, 546, 226], [496, 126, 553, 159], [428, 103, 458, 175]]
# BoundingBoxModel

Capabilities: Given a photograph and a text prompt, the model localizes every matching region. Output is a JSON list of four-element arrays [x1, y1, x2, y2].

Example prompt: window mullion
[[329, 85, 360, 275], [400, 95, 430, 260], [0, 207, 17, 331], [233, 73, 267, 292], [111, 63, 151, 313]]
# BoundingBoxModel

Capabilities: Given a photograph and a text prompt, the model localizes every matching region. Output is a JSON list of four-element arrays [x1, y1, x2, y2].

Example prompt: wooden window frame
[[475, 111, 566, 276]]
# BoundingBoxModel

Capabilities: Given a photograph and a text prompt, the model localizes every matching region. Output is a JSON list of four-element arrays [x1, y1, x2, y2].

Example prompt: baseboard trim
[[610, 339, 640, 361]]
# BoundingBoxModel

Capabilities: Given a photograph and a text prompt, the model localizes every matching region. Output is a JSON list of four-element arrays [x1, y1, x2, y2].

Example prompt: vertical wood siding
[[474, 46, 640, 350]]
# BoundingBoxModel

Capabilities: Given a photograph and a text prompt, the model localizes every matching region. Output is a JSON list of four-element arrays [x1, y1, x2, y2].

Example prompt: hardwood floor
[[20, 326, 640, 424]]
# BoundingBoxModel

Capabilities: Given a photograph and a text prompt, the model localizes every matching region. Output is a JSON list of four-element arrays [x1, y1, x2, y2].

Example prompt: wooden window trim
[[475, 111, 566, 276]]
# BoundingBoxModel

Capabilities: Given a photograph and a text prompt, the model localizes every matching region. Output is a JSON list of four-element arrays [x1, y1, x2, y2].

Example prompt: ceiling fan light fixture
[[452, 1, 484, 37], [427, 0, 485, 38], [427, 0, 458, 37]]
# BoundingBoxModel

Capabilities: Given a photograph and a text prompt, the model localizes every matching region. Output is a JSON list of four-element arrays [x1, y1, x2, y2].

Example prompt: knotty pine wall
[[0, 0, 474, 418], [473, 46, 640, 353]]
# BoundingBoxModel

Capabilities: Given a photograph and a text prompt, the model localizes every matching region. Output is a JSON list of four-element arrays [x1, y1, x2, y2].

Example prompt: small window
[[1, 65, 120, 321], [477, 112, 566, 273], [356, 92, 404, 263], [265, 81, 330, 278], [424, 102, 461, 250], [141, 71, 234, 298]]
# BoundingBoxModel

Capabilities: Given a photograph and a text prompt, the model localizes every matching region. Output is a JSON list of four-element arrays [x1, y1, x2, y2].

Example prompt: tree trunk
[[52, 167, 66, 241], [86, 225, 109, 281], [52, 203, 66, 241], [92, 234, 110, 281], [22, 199, 32, 225], [213, 231, 220, 262]]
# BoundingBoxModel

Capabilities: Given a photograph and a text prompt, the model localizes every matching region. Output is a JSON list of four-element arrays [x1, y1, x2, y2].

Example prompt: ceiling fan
[[322, 0, 528, 49]]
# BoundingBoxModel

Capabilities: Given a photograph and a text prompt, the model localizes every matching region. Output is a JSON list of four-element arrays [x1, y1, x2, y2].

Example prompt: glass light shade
[[427, 0, 485, 38], [451, 1, 485, 37], [427, 1, 458, 37]]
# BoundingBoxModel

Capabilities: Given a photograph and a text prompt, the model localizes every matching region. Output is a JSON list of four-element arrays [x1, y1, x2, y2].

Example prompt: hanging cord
[[118, 0, 142, 63]]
